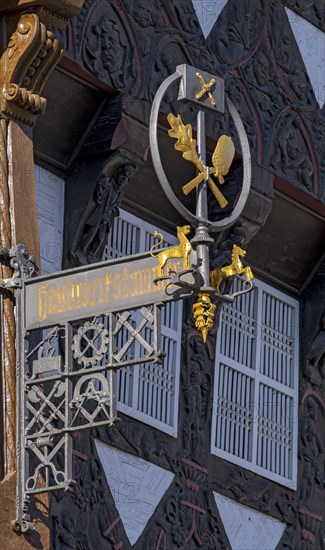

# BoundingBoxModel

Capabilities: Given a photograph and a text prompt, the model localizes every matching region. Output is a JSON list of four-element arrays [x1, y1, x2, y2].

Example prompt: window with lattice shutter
[[103, 210, 182, 436], [212, 277, 299, 488]]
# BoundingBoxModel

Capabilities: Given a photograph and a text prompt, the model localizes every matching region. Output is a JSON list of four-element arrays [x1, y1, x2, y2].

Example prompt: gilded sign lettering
[[25, 253, 188, 329]]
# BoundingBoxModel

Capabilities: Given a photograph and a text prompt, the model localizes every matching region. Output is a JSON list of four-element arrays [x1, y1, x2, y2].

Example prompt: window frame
[[105, 209, 183, 437], [211, 277, 299, 489]]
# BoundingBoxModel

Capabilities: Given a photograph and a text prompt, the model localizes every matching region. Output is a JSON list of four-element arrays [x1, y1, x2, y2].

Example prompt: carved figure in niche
[[75, 164, 136, 265], [133, 0, 153, 28], [271, 116, 313, 190], [84, 15, 133, 89], [288, 67, 314, 107], [250, 52, 279, 117], [182, 357, 212, 459], [285, 132, 313, 189], [304, 310, 325, 386], [253, 52, 269, 88], [299, 398, 325, 506]]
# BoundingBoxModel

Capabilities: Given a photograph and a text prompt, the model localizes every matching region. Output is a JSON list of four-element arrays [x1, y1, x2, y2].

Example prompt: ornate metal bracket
[[149, 64, 254, 341], [0, 244, 37, 289], [14, 248, 167, 533]]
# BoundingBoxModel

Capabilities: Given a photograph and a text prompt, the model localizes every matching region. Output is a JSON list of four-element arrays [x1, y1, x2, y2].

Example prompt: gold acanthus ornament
[[150, 225, 192, 278], [167, 113, 235, 209]]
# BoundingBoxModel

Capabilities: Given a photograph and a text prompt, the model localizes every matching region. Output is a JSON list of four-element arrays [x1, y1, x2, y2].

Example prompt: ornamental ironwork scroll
[[149, 63, 254, 342]]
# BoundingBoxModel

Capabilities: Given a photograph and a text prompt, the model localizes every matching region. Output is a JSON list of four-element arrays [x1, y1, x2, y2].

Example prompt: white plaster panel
[[214, 492, 286, 549], [192, 0, 228, 37], [34, 165, 64, 274], [95, 440, 174, 545], [286, 8, 325, 107]]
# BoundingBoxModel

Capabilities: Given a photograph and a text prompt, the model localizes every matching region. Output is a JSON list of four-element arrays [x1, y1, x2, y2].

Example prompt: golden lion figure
[[211, 244, 254, 292], [150, 225, 192, 277]]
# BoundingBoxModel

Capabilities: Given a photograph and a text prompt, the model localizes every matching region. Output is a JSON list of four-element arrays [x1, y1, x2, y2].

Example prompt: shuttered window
[[103, 210, 182, 436], [211, 277, 299, 487], [34, 165, 65, 274]]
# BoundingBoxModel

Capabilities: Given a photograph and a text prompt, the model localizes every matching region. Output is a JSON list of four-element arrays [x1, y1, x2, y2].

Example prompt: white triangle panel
[[192, 0, 228, 37], [286, 8, 325, 107], [214, 492, 286, 549], [95, 440, 174, 545]]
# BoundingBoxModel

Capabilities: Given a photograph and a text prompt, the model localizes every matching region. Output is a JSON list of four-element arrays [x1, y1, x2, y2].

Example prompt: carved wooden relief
[[207, 0, 324, 201], [283, 0, 325, 31], [71, 163, 137, 266]]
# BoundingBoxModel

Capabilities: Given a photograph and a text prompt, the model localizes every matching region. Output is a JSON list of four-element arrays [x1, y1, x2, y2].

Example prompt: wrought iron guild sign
[[149, 64, 254, 341], [13, 251, 184, 533], [10, 64, 254, 535]]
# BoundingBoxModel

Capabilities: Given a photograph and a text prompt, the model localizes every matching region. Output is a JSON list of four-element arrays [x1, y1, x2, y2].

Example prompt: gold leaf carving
[[211, 135, 235, 184], [167, 113, 201, 170], [167, 112, 232, 209]]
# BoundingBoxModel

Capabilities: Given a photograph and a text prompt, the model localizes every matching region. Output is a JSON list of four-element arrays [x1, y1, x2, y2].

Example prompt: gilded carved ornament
[[0, 12, 63, 126], [210, 244, 254, 294], [167, 113, 235, 208], [150, 225, 192, 278]]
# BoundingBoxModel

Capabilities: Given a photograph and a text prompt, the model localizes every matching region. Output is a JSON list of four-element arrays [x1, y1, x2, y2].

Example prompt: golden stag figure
[[210, 244, 254, 293], [150, 225, 192, 278]]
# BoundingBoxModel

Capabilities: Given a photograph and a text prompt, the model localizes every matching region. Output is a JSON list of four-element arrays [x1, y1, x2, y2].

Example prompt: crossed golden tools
[[167, 113, 235, 209], [195, 71, 216, 107]]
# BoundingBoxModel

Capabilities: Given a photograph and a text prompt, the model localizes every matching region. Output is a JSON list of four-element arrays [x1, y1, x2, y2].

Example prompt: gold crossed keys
[[167, 113, 235, 209], [195, 71, 216, 107]]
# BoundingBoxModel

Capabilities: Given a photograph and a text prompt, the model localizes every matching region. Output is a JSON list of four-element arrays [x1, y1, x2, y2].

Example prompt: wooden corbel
[[0, 12, 63, 126]]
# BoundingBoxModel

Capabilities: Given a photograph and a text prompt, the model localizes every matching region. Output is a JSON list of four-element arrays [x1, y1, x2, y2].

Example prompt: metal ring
[[149, 66, 251, 232]]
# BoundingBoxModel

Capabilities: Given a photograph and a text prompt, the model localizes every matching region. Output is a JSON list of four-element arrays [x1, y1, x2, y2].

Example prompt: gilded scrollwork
[[0, 13, 62, 126]]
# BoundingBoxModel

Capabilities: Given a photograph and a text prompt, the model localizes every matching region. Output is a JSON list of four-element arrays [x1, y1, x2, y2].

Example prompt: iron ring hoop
[[149, 66, 251, 232]]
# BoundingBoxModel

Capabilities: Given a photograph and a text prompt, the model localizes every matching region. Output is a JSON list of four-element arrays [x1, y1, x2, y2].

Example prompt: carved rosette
[[0, 13, 63, 126]]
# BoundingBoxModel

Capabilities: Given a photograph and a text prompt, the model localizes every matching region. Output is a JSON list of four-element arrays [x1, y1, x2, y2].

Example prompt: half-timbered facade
[[0, 1, 325, 548]]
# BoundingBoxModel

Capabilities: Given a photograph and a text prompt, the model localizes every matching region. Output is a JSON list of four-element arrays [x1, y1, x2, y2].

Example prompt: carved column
[[0, 2, 84, 547]]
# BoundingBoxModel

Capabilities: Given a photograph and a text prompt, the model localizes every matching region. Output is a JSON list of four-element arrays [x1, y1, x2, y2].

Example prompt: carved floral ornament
[[0, 12, 63, 126]]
